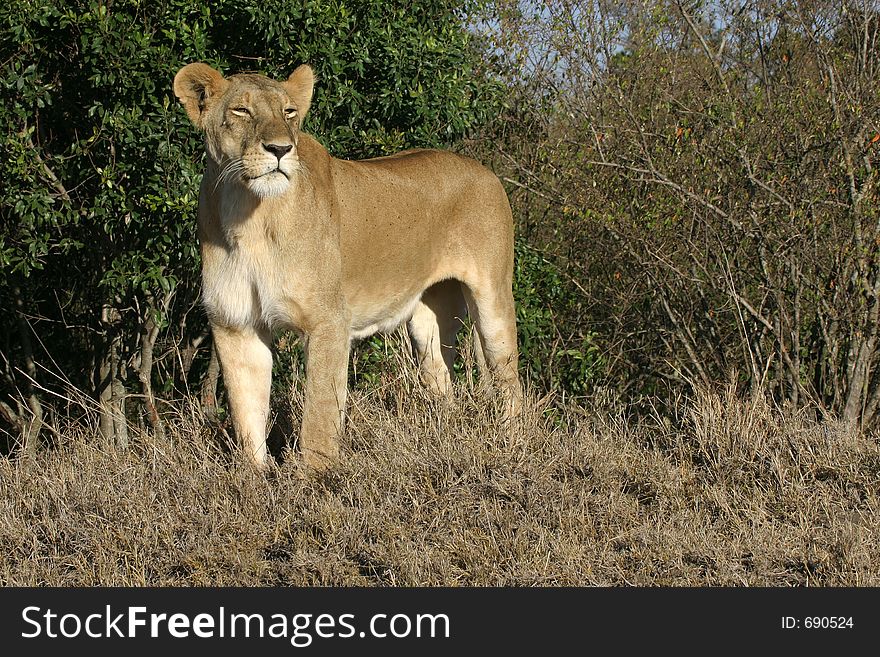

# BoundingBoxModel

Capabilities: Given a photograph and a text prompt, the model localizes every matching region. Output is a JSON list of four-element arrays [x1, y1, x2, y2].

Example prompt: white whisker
[[214, 158, 245, 190]]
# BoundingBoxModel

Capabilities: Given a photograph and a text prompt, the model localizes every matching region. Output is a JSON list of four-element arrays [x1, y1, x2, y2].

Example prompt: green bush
[[513, 242, 603, 396]]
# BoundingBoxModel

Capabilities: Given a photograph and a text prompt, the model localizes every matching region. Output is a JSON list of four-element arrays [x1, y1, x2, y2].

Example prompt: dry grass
[[1, 373, 878, 586]]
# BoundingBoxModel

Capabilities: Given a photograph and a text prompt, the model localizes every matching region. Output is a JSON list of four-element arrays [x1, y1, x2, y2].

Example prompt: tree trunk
[[111, 342, 129, 448], [12, 286, 42, 455], [97, 346, 114, 442], [138, 309, 164, 440], [97, 304, 127, 447]]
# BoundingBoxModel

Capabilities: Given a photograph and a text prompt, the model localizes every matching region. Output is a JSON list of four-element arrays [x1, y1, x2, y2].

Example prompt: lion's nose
[[263, 143, 293, 160]]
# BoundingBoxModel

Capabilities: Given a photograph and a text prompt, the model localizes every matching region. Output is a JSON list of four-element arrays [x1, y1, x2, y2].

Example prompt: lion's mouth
[[243, 166, 294, 199], [246, 168, 289, 181]]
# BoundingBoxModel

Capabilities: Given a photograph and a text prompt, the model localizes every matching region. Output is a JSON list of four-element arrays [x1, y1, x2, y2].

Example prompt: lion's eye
[[230, 107, 251, 118], [284, 108, 297, 119]]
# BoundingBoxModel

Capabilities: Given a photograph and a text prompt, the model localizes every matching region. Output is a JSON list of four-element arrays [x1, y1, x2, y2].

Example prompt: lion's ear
[[284, 64, 315, 124], [173, 63, 228, 128]]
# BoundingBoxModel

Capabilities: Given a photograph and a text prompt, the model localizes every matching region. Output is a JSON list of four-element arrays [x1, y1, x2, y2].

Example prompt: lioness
[[173, 62, 522, 469]]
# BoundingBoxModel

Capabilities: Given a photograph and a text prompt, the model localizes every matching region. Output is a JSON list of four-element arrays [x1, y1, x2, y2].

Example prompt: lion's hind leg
[[462, 282, 523, 421], [408, 279, 466, 398]]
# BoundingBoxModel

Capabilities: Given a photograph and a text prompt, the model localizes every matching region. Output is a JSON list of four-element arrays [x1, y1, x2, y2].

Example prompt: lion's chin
[[247, 172, 291, 199]]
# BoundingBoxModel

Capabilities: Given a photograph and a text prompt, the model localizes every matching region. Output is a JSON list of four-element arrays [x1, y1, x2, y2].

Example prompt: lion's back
[[331, 148, 510, 229]]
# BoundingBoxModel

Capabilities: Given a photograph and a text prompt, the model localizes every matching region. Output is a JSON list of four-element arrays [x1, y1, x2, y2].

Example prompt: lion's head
[[173, 63, 314, 198]]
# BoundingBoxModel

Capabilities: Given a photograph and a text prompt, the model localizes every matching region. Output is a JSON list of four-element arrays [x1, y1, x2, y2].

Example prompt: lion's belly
[[348, 293, 423, 340], [203, 244, 432, 337]]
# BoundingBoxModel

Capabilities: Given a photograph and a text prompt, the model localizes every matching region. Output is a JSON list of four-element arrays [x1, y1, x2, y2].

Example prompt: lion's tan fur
[[174, 62, 522, 469]]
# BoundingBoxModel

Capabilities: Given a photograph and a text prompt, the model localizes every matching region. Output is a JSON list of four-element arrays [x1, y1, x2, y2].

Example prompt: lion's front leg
[[300, 322, 350, 471], [212, 324, 273, 467]]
